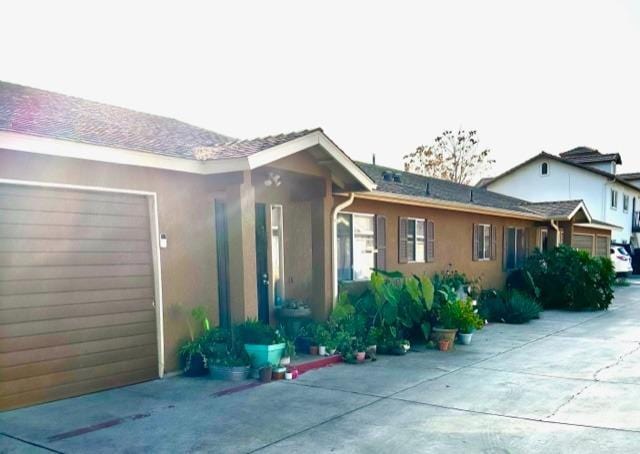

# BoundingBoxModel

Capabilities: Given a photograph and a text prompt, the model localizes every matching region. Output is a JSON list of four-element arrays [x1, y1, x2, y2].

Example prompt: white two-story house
[[479, 147, 640, 246]]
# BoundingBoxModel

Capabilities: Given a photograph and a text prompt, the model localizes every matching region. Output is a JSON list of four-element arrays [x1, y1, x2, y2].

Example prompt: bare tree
[[403, 129, 494, 184]]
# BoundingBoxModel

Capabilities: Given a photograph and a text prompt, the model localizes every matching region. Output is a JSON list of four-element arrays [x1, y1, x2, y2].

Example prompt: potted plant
[[208, 350, 251, 381], [280, 339, 296, 365], [457, 299, 484, 345], [237, 320, 286, 369], [431, 285, 462, 347], [315, 325, 331, 356], [177, 305, 212, 376], [366, 327, 381, 356], [258, 364, 273, 382], [354, 338, 366, 362]]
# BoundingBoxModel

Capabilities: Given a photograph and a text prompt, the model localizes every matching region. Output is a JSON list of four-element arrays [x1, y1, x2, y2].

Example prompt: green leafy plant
[[478, 289, 541, 324], [236, 319, 284, 345], [506, 269, 540, 299], [457, 299, 485, 334]]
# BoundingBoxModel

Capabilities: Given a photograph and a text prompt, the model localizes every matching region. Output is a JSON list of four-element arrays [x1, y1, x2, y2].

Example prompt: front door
[[255, 203, 269, 323]]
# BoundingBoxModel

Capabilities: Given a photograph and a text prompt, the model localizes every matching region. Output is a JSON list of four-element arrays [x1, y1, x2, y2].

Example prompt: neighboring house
[[0, 81, 611, 410], [480, 147, 640, 245]]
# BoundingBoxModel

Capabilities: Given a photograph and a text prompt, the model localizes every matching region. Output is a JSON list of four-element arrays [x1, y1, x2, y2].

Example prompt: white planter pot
[[280, 356, 291, 366], [458, 332, 473, 345], [285, 372, 293, 380], [318, 346, 327, 356]]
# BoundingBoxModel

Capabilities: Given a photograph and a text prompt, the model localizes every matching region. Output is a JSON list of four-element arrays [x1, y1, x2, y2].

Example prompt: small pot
[[280, 356, 291, 366], [291, 368, 299, 379], [356, 351, 366, 362], [272, 367, 286, 380], [366, 345, 377, 355], [284, 371, 293, 380], [438, 340, 450, 352], [259, 366, 273, 382], [309, 345, 319, 355], [318, 346, 327, 356], [458, 332, 473, 345]]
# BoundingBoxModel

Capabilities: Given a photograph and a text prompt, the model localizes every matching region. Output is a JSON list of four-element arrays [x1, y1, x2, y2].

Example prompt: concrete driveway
[[2, 283, 640, 453]]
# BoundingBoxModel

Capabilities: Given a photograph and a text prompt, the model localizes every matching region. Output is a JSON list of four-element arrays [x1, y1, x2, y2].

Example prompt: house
[[479, 147, 640, 246], [0, 81, 612, 410]]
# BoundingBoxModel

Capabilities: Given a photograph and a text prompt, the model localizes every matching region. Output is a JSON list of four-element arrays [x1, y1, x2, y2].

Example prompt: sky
[[2, 1, 639, 182]]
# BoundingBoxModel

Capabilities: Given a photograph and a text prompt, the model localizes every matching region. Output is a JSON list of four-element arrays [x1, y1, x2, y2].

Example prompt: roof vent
[[393, 173, 401, 183], [425, 183, 431, 196], [382, 171, 392, 181], [470, 190, 474, 202]]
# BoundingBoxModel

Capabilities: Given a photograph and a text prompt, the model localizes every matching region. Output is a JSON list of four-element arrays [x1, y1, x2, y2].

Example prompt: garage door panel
[[572, 234, 594, 254], [0, 251, 152, 267], [0, 238, 151, 253], [1, 300, 154, 324], [1, 275, 153, 296], [0, 184, 159, 410], [1, 312, 156, 339], [0, 332, 157, 367], [0, 345, 157, 382], [0, 185, 148, 206], [0, 224, 150, 241], [1, 356, 158, 395], [0, 322, 157, 353], [0, 264, 153, 281], [0, 368, 158, 411], [0, 209, 150, 228], [0, 287, 155, 310], [0, 194, 149, 217]]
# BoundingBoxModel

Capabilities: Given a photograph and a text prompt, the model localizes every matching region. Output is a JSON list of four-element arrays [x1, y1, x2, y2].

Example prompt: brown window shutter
[[490, 225, 497, 260], [502, 227, 509, 271], [375, 215, 387, 270], [472, 224, 479, 261], [398, 217, 408, 264], [426, 220, 435, 262]]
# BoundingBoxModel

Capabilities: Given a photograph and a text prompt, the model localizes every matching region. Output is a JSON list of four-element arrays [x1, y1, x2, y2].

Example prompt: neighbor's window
[[337, 213, 375, 281], [539, 227, 549, 251], [504, 227, 526, 270], [623, 194, 629, 212], [611, 189, 618, 209], [399, 218, 427, 263], [541, 162, 549, 176]]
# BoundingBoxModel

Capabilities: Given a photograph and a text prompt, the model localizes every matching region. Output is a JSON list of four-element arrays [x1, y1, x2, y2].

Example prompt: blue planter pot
[[244, 343, 286, 368]]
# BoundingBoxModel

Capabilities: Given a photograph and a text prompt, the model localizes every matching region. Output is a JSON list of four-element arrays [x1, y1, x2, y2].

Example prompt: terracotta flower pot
[[438, 340, 450, 351], [259, 366, 273, 382], [356, 351, 366, 362], [309, 345, 319, 355]]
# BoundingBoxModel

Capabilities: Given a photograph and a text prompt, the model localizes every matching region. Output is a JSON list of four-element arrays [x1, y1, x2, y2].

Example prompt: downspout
[[331, 192, 355, 301], [550, 219, 560, 247]]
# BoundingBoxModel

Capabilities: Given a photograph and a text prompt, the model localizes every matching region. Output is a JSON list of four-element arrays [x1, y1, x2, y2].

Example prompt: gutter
[[331, 192, 355, 301], [550, 220, 560, 246]]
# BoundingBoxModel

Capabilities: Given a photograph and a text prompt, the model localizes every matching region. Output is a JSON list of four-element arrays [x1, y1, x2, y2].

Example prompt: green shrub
[[525, 245, 615, 311], [235, 319, 284, 344], [478, 289, 541, 324], [506, 269, 540, 300]]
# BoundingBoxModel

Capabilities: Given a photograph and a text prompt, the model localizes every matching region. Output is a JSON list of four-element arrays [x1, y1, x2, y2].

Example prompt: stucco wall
[[0, 149, 230, 372], [337, 196, 538, 290]]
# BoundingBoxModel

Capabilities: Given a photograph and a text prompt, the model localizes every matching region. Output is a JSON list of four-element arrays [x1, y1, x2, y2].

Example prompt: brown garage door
[[572, 233, 594, 254], [0, 183, 159, 410]]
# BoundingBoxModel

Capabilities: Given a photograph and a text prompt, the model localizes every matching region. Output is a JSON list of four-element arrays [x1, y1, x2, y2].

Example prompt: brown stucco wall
[[336, 196, 538, 289], [0, 149, 233, 372]]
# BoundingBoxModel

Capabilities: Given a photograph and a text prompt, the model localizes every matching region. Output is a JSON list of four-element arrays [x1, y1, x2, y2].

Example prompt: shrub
[[235, 319, 284, 344], [506, 269, 540, 300], [478, 289, 541, 324], [525, 245, 615, 311]]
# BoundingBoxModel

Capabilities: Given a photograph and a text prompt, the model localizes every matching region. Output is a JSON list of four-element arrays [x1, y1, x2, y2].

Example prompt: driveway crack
[[593, 341, 640, 381]]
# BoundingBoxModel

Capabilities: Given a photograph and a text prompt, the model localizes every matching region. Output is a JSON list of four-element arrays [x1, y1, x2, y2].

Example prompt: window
[[337, 213, 375, 281], [539, 228, 549, 252], [473, 224, 495, 261], [623, 194, 629, 212], [541, 162, 549, 176], [504, 227, 526, 270], [270, 205, 284, 307], [611, 189, 618, 209], [399, 218, 427, 263]]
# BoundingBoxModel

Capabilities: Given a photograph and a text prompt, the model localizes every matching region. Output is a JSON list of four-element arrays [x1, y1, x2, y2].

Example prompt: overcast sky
[[2, 1, 639, 181]]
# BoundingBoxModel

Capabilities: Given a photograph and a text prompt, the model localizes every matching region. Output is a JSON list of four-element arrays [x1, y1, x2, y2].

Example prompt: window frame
[[611, 188, 618, 210], [269, 204, 285, 307], [540, 162, 549, 176], [623, 194, 629, 213], [538, 227, 549, 251], [406, 218, 426, 263], [337, 211, 376, 282], [477, 224, 492, 261], [504, 226, 526, 271]]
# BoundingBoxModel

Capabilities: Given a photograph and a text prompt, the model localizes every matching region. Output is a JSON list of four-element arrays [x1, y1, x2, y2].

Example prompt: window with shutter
[[399, 217, 425, 263], [426, 220, 435, 262], [398, 217, 408, 264], [472, 223, 479, 261]]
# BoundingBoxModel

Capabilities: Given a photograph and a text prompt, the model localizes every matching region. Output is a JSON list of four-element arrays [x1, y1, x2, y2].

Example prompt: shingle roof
[[560, 146, 621, 165], [619, 172, 640, 181], [356, 162, 541, 216], [520, 200, 584, 219], [0, 80, 238, 159], [193, 129, 320, 160], [475, 177, 494, 187]]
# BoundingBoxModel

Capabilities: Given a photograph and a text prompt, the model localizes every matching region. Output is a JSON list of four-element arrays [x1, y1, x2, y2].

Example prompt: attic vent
[[470, 190, 474, 202], [425, 183, 431, 196], [382, 171, 392, 181], [393, 173, 401, 183]]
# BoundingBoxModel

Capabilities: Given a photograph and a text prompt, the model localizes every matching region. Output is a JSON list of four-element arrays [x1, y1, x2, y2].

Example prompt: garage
[[572, 233, 594, 254], [0, 182, 160, 410]]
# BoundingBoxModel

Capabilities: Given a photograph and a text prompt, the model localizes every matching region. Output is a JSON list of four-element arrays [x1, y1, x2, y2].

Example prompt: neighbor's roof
[[0, 80, 235, 159], [475, 177, 494, 187], [356, 162, 544, 216], [619, 172, 640, 181], [560, 146, 622, 165], [479, 151, 640, 193], [520, 200, 590, 221]]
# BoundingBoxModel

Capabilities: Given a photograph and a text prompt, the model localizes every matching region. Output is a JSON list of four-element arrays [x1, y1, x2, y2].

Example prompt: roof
[[0, 81, 234, 159], [520, 200, 591, 221], [575, 219, 623, 231], [480, 151, 640, 193], [560, 147, 622, 165], [475, 177, 494, 187], [619, 172, 640, 181], [356, 162, 542, 216]]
